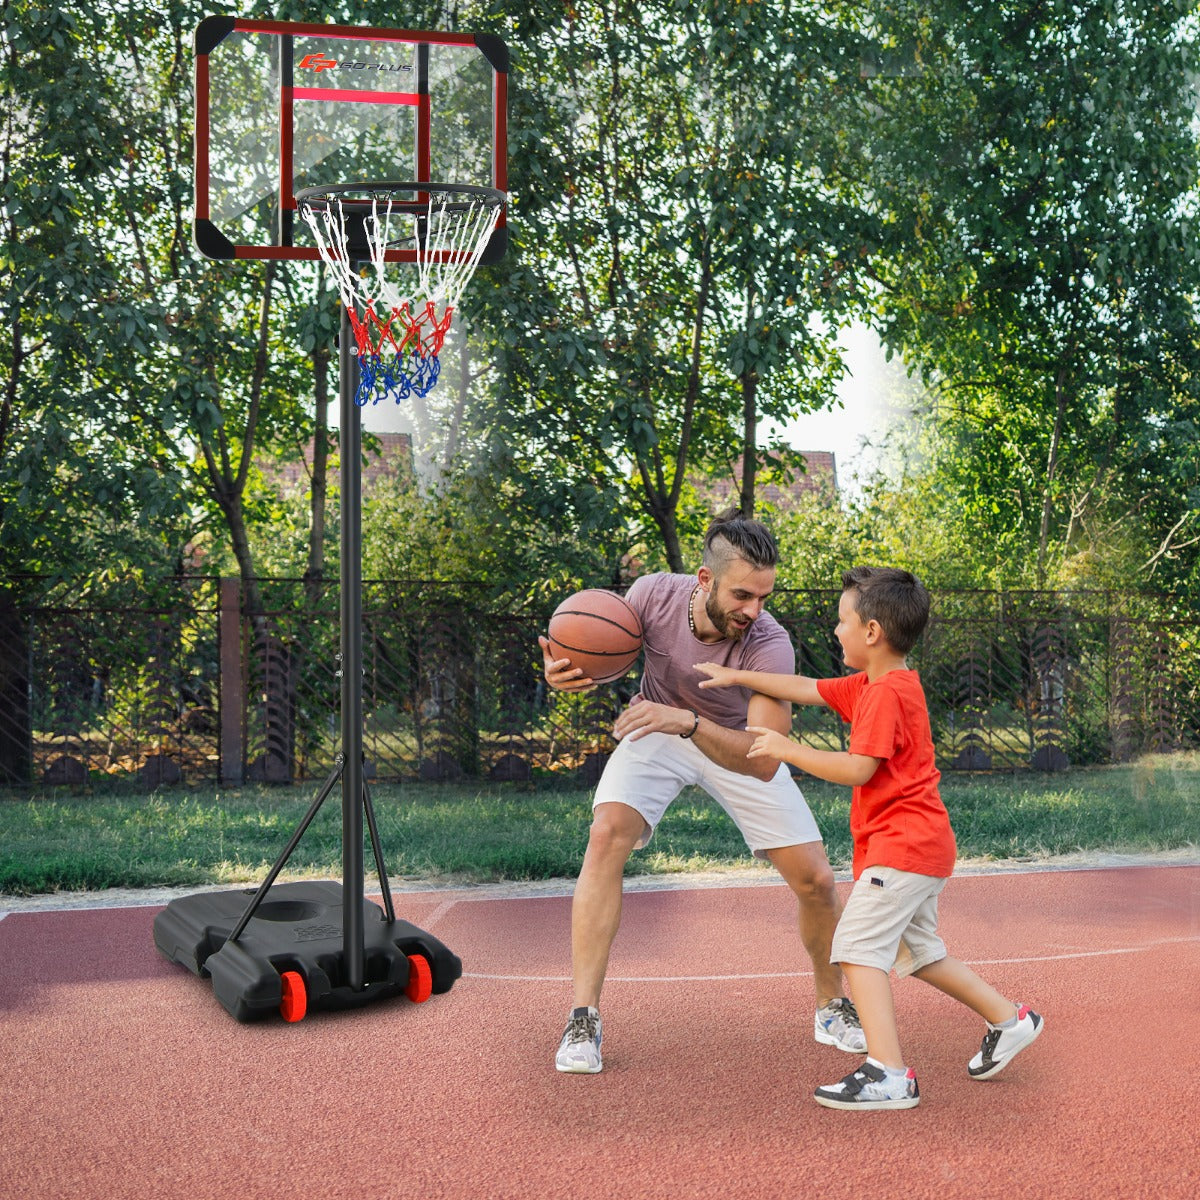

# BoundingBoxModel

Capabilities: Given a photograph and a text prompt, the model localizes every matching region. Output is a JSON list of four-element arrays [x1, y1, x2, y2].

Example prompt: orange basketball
[[547, 589, 643, 684]]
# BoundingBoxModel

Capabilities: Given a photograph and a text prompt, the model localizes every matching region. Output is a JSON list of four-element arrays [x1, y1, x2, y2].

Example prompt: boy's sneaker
[[968, 1004, 1043, 1079], [814, 1060, 920, 1111], [814, 997, 867, 1054], [555, 1006, 603, 1074]]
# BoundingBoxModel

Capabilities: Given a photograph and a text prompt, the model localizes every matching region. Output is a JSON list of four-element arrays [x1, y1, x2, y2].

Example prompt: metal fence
[[1, 577, 1197, 788]]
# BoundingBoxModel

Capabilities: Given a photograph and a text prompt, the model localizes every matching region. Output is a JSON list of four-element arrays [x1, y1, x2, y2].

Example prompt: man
[[540, 513, 863, 1073]]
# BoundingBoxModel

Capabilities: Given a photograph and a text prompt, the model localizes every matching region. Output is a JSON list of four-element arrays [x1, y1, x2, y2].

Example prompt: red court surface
[[1, 863, 1197, 1200]]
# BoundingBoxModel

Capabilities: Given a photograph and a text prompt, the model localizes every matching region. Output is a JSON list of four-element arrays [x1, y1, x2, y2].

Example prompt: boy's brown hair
[[842, 566, 930, 655]]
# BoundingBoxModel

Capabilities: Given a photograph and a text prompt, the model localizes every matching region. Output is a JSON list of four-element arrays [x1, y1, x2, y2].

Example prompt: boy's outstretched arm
[[694, 661, 825, 706], [746, 726, 880, 787]]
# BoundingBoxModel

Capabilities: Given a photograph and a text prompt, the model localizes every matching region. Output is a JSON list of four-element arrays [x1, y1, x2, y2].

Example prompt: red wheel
[[279, 970, 307, 1022], [405, 953, 433, 1003]]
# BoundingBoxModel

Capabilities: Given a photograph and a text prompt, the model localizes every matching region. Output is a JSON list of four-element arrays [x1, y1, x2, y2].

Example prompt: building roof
[[695, 449, 838, 511]]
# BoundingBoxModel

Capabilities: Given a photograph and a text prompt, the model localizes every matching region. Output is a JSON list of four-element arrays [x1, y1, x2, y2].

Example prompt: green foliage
[[3, 757, 1198, 894], [0, 2, 197, 580], [357, 467, 623, 595], [2, 0, 1199, 612], [473, 0, 872, 568], [861, 0, 1200, 591]]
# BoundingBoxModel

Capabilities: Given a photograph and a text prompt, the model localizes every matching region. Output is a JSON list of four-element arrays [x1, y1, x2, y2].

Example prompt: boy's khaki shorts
[[830, 865, 949, 978]]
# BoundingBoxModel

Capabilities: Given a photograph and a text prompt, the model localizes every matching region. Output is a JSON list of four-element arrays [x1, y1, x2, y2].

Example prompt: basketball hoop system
[[297, 182, 505, 406]]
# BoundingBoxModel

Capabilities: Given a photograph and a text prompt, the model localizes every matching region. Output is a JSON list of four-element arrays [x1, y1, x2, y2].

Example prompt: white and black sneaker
[[968, 1004, 1043, 1080], [814, 997, 867, 1054], [555, 1006, 603, 1074], [814, 1059, 920, 1111]]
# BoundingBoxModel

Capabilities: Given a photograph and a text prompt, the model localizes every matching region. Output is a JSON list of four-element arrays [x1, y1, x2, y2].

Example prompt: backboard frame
[[193, 16, 508, 263]]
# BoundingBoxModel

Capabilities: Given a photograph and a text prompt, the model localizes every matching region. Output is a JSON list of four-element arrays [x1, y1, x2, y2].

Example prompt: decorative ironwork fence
[[1, 577, 1196, 787], [0, 577, 221, 788], [776, 590, 1200, 772]]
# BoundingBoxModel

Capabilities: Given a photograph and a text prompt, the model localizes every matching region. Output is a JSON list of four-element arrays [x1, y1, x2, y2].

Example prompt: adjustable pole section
[[340, 305, 365, 991]]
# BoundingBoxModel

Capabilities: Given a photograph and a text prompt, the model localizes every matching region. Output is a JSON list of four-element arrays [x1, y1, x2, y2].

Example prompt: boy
[[696, 566, 1042, 1111]]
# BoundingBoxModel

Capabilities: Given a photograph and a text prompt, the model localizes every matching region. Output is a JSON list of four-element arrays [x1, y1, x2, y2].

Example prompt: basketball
[[547, 589, 643, 684]]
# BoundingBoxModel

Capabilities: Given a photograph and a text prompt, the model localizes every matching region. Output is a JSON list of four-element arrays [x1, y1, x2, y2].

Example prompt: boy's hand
[[745, 725, 791, 760], [695, 661, 737, 688], [539, 635, 595, 692]]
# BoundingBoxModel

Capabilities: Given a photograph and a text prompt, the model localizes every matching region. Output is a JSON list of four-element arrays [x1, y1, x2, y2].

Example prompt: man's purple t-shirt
[[624, 573, 796, 729]]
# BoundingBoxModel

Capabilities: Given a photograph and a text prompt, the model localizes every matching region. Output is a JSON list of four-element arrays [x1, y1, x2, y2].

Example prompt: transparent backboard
[[194, 17, 508, 262]]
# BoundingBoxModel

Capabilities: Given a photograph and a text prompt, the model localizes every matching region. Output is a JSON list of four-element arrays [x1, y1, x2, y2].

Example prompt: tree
[[0, 1, 194, 583], [861, 0, 1200, 590], [473, 0, 873, 571]]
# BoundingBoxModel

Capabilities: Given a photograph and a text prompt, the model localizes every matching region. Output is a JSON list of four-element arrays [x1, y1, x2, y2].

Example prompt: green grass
[[1, 753, 1197, 896]]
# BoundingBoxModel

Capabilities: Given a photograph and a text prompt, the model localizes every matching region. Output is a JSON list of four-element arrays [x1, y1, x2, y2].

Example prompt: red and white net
[[299, 185, 503, 404]]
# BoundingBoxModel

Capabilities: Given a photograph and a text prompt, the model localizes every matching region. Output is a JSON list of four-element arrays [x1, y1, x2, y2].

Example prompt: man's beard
[[705, 593, 752, 642]]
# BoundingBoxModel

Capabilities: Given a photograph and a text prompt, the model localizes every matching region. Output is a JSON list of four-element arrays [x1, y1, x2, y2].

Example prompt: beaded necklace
[[687, 585, 700, 636]]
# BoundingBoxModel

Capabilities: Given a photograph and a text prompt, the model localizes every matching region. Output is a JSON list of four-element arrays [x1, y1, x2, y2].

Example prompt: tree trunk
[[305, 336, 331, 603], [1036, 364, 1069, 588], [739, 367, 758, 518], [637, 239, 713, 573]]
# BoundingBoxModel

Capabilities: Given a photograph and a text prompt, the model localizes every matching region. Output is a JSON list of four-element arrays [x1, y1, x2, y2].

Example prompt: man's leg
[[570, 801, 647, 1008], [764, 840, 846, 1008], [556, 801, 647, 1074]]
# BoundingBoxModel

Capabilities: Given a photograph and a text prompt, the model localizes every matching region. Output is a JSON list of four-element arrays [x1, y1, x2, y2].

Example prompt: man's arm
[[613, 691, 791, 782]]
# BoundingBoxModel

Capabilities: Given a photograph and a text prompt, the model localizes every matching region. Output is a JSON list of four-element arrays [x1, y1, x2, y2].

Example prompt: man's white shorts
[[593, 731, 823, 859], [830, 865, 949, 977]]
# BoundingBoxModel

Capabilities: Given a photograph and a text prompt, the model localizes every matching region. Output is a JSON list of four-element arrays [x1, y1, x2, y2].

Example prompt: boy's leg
[[841, 963, 903, 1068], [813, 962, 919, 1110], [912, 956, 1043, 1080], [911, 955, 1016, 1024], [812, 868, 934, 1110]]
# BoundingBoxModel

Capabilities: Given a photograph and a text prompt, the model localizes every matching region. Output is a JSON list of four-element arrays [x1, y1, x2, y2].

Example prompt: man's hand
[[613, 698, 695, 742], [539, 635, 595, 692]]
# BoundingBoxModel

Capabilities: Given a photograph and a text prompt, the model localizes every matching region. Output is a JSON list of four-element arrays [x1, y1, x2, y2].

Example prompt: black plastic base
[[153, 880, 462, 1022]]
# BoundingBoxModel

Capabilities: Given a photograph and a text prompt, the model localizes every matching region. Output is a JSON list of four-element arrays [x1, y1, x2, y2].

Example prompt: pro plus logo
[[297, 52, 413, 75], [298, 52, 337, 72]]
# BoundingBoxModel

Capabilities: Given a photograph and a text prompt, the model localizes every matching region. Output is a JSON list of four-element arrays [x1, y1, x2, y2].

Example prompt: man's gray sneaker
[[555, 1006, 603, 1073], [814, 997, 867, 1054]]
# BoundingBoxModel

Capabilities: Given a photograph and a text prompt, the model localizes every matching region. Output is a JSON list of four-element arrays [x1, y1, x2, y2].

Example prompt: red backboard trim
[[293, 87, 421, 104]]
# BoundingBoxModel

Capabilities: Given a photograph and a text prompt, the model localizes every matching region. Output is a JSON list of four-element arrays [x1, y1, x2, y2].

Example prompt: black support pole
[[339, 305, 365, 991]]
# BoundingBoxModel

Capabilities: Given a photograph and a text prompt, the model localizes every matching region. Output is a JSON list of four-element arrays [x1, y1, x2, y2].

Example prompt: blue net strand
[[355, 353, 442, 406]]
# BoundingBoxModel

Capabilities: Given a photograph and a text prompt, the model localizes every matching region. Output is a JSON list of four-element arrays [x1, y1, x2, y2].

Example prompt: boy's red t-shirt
[[816, 669, 956, 880]]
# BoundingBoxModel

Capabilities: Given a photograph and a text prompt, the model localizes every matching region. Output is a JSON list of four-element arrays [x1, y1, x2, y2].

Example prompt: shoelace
[[565, 1013, 598, 1044], [979, 1027, 1002, 1059], [839, 998, 863, 1028]]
